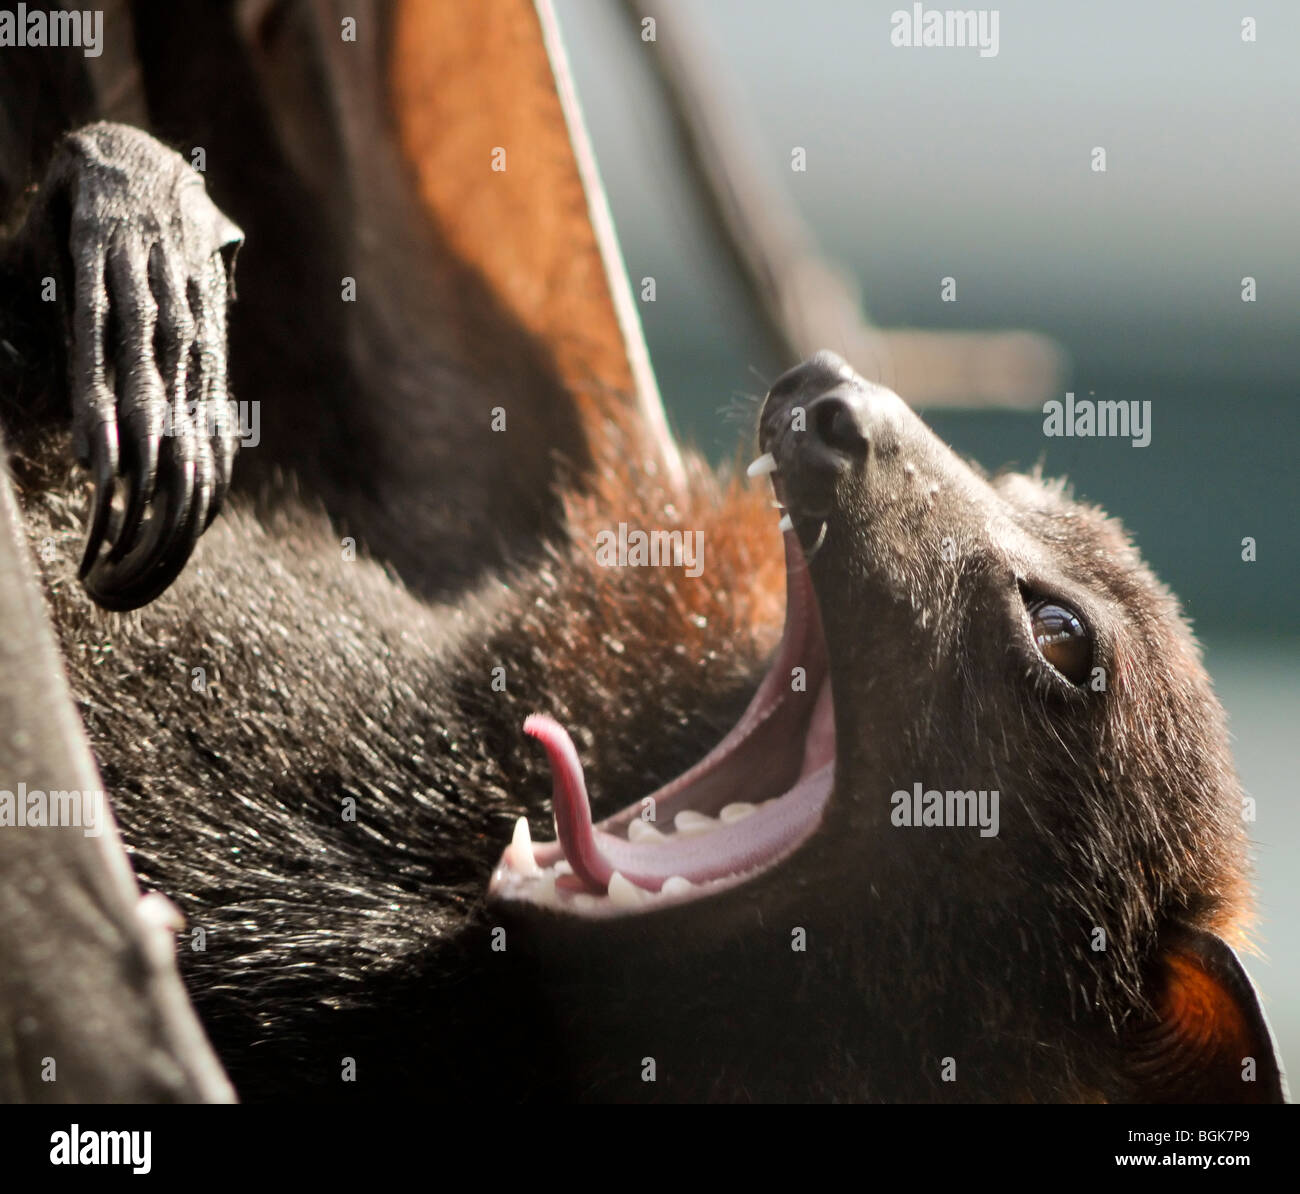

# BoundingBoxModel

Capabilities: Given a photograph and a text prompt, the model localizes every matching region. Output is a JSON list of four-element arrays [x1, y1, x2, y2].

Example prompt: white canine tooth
[[778, 513, 794, 533], [720, 802, 757, 824], [627, 819, 667, 844], [674, 810, 718, 837], [747, 452, 778, 478], [505, 816, 540, 875], [661, 875, 695, 897], [607, 870, 648, 908]]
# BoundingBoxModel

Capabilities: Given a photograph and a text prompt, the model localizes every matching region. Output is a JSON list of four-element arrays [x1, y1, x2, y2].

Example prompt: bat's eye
[[1027, 600, 1092, 684]]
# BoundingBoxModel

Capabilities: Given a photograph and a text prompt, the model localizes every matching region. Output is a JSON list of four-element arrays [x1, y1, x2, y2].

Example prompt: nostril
[[810, 394, 869, 459]]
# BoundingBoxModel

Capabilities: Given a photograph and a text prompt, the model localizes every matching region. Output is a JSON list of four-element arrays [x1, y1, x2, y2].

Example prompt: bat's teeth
[[607, 870, 650, 908], [661, 875, 695, 896], [627, 819, 668, 844], [674, 809, 720, 837], [747, 452, 778, 478], [778, 513, 794, 533], [505, 816, 539, 875], [720, 801, 757, 824]]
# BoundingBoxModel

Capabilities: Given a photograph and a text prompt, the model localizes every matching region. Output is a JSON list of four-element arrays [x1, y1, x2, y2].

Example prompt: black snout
[[761, 351, 873, 473]]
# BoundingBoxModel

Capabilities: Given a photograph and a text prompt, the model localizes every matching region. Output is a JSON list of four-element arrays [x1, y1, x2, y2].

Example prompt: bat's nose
[[760, 351, 874, 472]]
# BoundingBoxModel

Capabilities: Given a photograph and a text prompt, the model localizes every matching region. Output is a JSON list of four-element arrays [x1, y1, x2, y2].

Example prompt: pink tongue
[[524, 714, 831, 895]]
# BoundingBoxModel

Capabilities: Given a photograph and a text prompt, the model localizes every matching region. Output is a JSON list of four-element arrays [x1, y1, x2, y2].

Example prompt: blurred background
[[555, 0, 1299, 1079]]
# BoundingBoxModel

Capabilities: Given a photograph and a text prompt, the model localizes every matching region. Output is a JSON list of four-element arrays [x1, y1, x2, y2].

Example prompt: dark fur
[[8, 392, 1255, 1101], [11, 429, 786, 1099]]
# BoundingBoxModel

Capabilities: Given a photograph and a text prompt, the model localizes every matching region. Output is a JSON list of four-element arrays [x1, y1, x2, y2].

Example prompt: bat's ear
[[388, 0, 683, 495], [1123, 924, 1288, 1103]]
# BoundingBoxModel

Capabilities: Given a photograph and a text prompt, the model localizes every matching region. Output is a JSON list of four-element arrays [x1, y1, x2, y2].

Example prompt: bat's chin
[[488, 529, 835, 918]]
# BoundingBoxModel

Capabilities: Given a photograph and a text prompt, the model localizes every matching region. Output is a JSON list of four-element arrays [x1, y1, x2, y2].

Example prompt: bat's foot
[[27, 123, 245, 610]]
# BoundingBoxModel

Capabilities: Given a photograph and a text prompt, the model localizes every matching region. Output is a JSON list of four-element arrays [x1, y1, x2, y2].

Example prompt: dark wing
[[116, 0, 685, 600], [0, 454, 232, 1102]]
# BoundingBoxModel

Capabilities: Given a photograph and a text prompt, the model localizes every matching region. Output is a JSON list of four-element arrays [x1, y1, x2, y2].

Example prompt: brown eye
[[1028, 601, 1092, 684]]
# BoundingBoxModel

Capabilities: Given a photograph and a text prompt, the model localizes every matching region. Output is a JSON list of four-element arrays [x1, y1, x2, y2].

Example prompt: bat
[[0, 0, 1285, 1103]]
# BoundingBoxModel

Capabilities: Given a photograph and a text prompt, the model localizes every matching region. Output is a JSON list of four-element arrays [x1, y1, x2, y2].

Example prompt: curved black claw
[[107, 417, 161, 566], [203, 383, 237, 532], [78, 421, 121, 580], [82, 454, 204, 612]]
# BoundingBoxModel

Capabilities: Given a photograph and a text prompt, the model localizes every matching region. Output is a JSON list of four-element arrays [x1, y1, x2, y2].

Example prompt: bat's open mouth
[[489, 516, 835, 917]]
